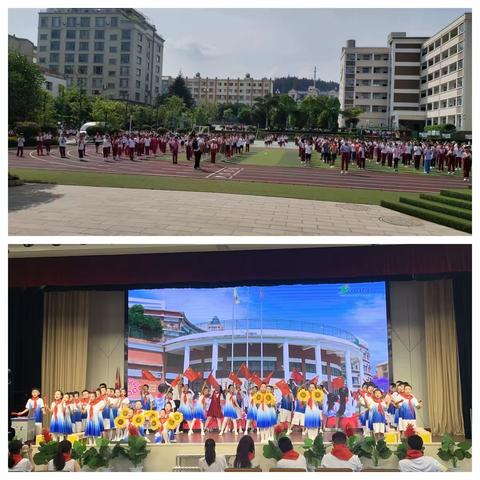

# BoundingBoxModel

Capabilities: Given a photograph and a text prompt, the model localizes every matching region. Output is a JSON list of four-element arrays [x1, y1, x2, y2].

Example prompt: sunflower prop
[[114, 416, 127, 429], [166, 417, 177, 430], [120, 407, 130, 417], [297, 389, 309, 403], [149, 418, 160, 431], [312, 389, 324, 403], [264, 392, 275, 406], [253, 392, 264, 404], [132, 413, 145, 427], [172, 411, 183, 424]]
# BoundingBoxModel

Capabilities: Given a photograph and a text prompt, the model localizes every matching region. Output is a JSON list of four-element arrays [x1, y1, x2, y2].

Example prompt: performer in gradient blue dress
[[304, 384, 322, 440], [48, 391, 67, 441], [219, 384, 240, 435]]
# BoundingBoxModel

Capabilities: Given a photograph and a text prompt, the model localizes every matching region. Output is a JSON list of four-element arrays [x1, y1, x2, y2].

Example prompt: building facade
[[8, 34, 36, 63], [43, 70, 68, 97], [339, 13, 472, 131], [177, 74, 273, 106], [37, 8, 164, 105]]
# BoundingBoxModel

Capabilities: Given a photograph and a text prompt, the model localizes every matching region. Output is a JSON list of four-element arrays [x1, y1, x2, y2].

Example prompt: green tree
[[318, 96, 341, 130], [252, 94, 279, 129], [54, 87, 93, 128], [128, 304, 164, 339], [8, 52, 45, 125], [91, 97, 125, 131], [238, 106, 252, 125], [271, 94, 297, 128], [193, 101, 218, 125], [159, 95, 187, 129], [168, 75, 194, 108], [341, 107, 363, 129]]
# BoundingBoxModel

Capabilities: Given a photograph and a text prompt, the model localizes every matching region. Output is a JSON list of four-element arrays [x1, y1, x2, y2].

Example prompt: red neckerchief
[[331, 444, 353, 461], [183, 393, 189, 403], [63, 453, 72, 462], [400, 392, 415, 415], [53, 399, 62, 418], [372, 397, 385, 415], [406, 449, 424, 459], [247, 451, 255, 461], [88, 400, 95, 419], [282, 450, 300, 460], [31, 397, 38, 410], [11, 453, 23, 467], [307, 396, 313, 408]]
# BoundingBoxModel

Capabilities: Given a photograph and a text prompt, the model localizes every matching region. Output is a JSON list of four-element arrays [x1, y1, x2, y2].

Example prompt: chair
[[225, 467, 262, 472], [362, 468, 400, 472], [270, 467, 307, 472], [315, 468, 353, 472], [172, 466, 202, 472]]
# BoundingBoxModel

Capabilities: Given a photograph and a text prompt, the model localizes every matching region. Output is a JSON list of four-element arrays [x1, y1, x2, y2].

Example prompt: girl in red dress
[[205, 385, 223, 432]]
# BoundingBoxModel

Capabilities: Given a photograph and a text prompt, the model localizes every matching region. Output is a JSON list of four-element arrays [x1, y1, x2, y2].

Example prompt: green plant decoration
[[71, 441, 87, 467], [82, 438, 113, 470], [114, 436, 151, 467], [32, 440, 59, 465], [347, 435, 392, 467], [302, 433, 326, 468], [437, 433, 472, 468]]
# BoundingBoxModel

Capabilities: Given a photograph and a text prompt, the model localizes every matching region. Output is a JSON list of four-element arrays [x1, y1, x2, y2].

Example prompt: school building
[[338, 12, 472, 131]]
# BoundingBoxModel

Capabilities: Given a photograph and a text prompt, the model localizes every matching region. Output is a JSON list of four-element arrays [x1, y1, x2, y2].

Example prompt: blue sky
[[129, 281, 388, 367], [9, 8, 468, 82]]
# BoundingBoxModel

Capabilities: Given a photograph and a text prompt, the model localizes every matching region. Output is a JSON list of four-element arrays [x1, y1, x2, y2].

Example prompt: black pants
[[59, 146, 66, 158], [16, 147, 23, 156], [194, 151, 201, 169]]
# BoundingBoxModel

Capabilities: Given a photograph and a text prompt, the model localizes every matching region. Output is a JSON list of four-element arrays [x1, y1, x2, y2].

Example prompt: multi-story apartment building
[[339, 12, 471, 131], [338, 41, 390, 128], [8, 34, 36, 63], [181, 74, 273, 106], [36, 8, 164, 105]]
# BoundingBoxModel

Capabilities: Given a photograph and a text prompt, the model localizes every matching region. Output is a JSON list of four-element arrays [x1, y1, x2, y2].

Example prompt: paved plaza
[[9, 183, 464, 236]]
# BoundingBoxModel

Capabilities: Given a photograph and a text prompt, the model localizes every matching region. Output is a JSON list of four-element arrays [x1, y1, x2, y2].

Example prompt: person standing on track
[[340, 140, 351, 174], [16, 133, 25, 157], [210, 137, 218, 163], [193, 135, 202, 170], [94, 132, 102, 154], [58, 133, 67, 158], [304, 139, 313, 167], [462, 146, 472, 182], [128, 135, 135, 161], [102, 134, 111, 161], [78, 134, 86, 161], [170, 136, 179, 164], [36, 132, 44, 156]]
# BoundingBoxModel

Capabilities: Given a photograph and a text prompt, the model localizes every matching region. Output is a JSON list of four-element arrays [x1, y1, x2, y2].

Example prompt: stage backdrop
[[127, 281, 390, 399]]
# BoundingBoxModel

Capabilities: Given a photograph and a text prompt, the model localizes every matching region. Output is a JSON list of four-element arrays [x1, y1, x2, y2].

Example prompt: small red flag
[[207, 372, 220, 389], [170, 374, 181, 388], [228, 372, 242, 387], [183, 367, 200, 382], [290, 368, 304, 384], [249, 373, 263, 387], [239, 363, 252, 379], [332, 377, 345, 389], [263, 371, 274, 385], [275, 379, 291, 396], [309, 375, 320, 386], [142, 369, 157, 381]]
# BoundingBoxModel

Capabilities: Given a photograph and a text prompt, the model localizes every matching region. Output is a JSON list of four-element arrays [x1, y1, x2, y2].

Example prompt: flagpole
[[260, 290, 264, 378], [246, 315, 249, 368], [231, 291, 235, 372]]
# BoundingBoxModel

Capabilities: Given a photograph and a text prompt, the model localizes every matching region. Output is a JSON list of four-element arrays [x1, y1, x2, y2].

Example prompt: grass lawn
[[9, 168, 420, 206]]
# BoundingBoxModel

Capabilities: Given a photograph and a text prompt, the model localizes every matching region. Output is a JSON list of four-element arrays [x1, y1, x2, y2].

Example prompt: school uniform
[[16, 136, 25, 157], [26, 397, 44, 435]]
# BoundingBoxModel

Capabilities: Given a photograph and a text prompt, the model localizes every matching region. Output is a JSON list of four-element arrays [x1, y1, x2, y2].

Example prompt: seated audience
[[47, 440, 81, 472], [276, 436, 307, 470], [8, 439, 34, 472], [320, 431, 363, 471], [199, 438, 227, 472], [399, 435, 447, 472], [231, 435, 259, 469]]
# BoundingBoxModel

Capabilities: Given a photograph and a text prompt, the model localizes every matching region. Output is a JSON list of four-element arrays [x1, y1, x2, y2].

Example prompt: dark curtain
[[8, 288, 44, 416], [452, 273, 472, 439]]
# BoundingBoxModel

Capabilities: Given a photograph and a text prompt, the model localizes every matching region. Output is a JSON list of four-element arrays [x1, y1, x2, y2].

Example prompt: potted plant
[[112, 435, 150, 472], [436, 433, 471, 469], [32, 440, 58, 466], [302, 433, 326, 471], [394, 424, 419, 460], [81, 438, 113, 471], [71, 441, 87, 468], [262, 422, 289, 461], [348, 434, 392, 467]]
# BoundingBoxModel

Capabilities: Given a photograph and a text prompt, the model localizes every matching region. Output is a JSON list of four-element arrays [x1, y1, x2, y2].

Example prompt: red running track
[[9, 148, 467, 193]]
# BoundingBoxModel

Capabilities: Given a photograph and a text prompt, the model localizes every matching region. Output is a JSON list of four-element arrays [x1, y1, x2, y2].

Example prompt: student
[[13, 387, 45, 436], [46, 390, 67, 441], [141, 384, 154, 411], [320, 431, 363, 471], [16, 133, 25, 157], [206, 385, 223, 432], [48, 440, 81, 472], [367, 388, 389, 441], [276, 436, 307, 470], [323, 393, 339, 429], [398, 383, 423, 434], [340, 141, 351, 174], [304, 383, 322, 440], [231, 435, 258, 469], [84, 391, 103, 446], [193, 386, 210, 436], [199, 438, 227, 472], [399, 435, 447, 472], [36, 132, 44, 156], [219, 384, 240, 436], [94, 132, 102, 154], [8, 440, 34, 472], [462, 146, 472, 182], [58, 133, 67, 158], [178, 384, 195, 434], [78, 134, 86, 161], [193, 136, 202, 169]]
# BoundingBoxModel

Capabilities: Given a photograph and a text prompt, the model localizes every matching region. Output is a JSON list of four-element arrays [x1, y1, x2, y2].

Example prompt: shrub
[[14, 121, 40, 139]]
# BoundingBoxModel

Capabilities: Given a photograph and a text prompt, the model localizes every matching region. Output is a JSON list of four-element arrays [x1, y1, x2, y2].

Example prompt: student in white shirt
[[276, 436, 307, 470], [8, 440, 34, 472], [399, 435, 447, 472], [320, 431, 363, 471], [47, 440, 81, 472], [198, 438, 227, 472]]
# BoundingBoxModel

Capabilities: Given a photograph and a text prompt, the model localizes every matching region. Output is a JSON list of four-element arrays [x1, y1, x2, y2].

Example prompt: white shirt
[[399, 456, 447, 472], [305, 144, 313, 154], [276, 454, 308, 470], [198, 455, 228, 472], [47, 458, 79, 472], [9, 458, 33, 472], [320, 452, 363, 471], [17, 137, 25, 147]]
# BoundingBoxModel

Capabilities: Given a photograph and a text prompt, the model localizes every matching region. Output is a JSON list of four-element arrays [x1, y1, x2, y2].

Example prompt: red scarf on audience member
[[248, 451, 255, 462], [406, 449, 424, 459], [282, 450, 300, 460], [331, 444, 353, 461], [63, 453, 72, 462], [10, 454, 23, 467]]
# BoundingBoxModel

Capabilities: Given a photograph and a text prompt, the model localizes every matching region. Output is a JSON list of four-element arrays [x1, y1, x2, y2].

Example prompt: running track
[[9, 148, 467, 193]]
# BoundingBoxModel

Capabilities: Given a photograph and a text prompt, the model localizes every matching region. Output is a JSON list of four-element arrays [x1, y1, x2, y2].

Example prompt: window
[[121, 42, 130, 52], [50, 41, 60, 51], [64, 65, 74, 74], [457, 96, 463, 106], [138, 33, 143, 42], [80, 30, 89, 39], [458, 41, 464, 52], [66, 17, 76, 27], [136, 68, 141, 76], [78, 65, 88, 74], [93, 54, 104, 63], [458, 23, 465, 34], [120, 66, 129, 75], [122, 29, 131, 40], [135, 92, 140, 101], [40, 33, 48, 40], [78, 54, 88, 63], [137, 45, 142, 54], [156, 55, 161, 63], [94, 66, 103, 75], [92, 78, 103, 88], [65, 42, 75, 51], [108, 70, 116, 77], [136, 80, 141, 88], [64, 53, 75, 63], [107, 82, 115, 89], [94, 42, 104, 51], [80, 17, 90, 27], [457, 59, 463, 70], [51, 17, 61, 28], [108, 58, 117, 65], [39, 45, 47, 52], [111, 17, 118, 27], [45, 81, 52, 91], [457, 77, 463, 88], [66, 30, 76, 39], [120, 78, 129, 87], [51, 30, 61, 39], [95, 17, 106, 27], [40, 17, 48, 28], [110, 34, 118, 41], [79, 42, 89, 51], [95, 30, 105, 40], [49, 52, 59, 63], [155, 65, 160, 73], [38, 57, 46, 64], [109, 46, 117, 53], [121, 54, 130, 64], [155, 75, 159, 83], [136, 56, 142, 65]]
